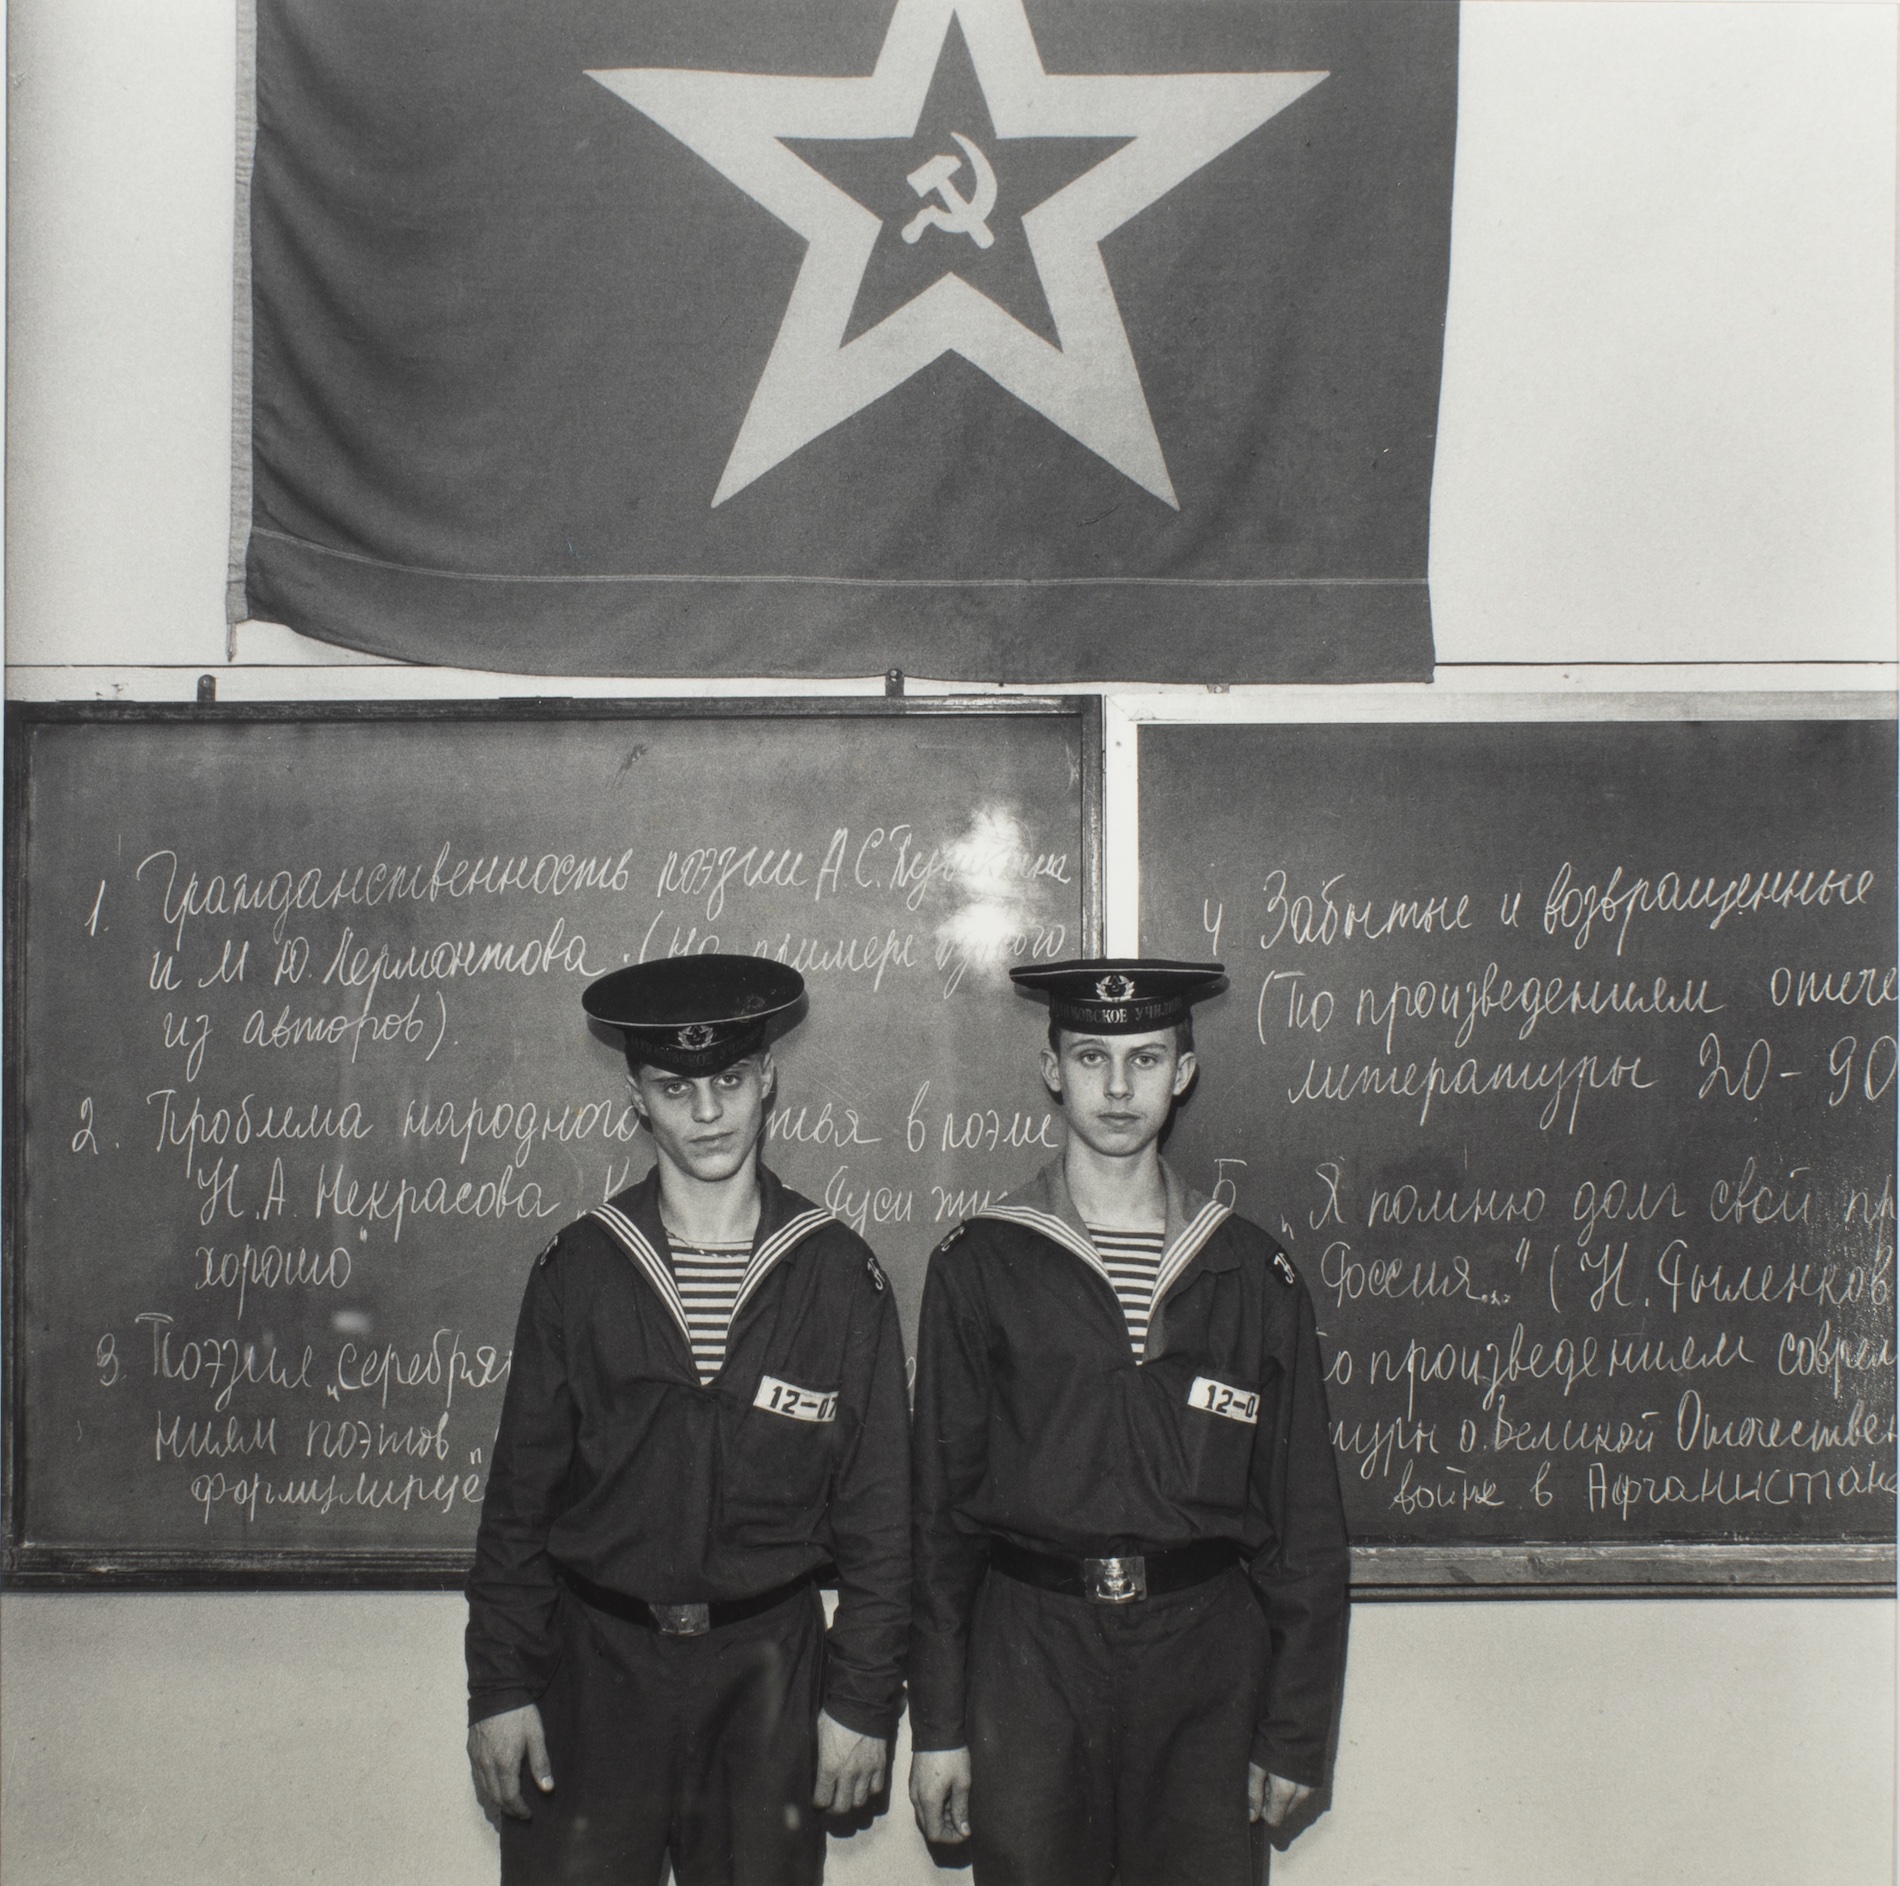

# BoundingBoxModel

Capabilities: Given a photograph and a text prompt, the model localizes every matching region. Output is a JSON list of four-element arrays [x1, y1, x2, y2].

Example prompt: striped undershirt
[[669, 1238, 753, 1384], [1087, 1224, 1168, 1357]]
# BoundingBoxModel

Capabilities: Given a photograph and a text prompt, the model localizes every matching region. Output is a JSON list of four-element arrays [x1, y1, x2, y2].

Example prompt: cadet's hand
[[1248, 1764, 1313, 1828], [909, 1745, 973, 1843], [812, 1709, 889, 1813], [468, 1704, 554, 1827]]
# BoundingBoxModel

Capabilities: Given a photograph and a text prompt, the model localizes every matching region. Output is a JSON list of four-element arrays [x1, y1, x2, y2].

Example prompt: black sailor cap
[[582, 955, 805, 1074], [1009, 958, 1225, 1034]]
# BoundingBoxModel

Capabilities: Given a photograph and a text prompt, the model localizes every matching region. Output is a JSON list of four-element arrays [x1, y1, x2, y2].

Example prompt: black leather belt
[[559, 1565, 816, 1638], [986, 1536, 1241, 1605]]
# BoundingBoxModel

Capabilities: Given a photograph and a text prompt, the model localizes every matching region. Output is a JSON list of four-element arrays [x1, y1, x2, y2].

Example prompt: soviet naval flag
[[238, 0, 1457, 681]]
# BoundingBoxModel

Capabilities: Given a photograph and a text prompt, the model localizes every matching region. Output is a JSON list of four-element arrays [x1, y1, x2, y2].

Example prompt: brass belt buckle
[[1082, 1556, 1148, 1604], [653, 1602, 711, 1637]]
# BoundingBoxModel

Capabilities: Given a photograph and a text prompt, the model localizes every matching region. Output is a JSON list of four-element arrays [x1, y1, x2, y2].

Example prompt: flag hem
[[225, 0, 259, 636], [245, 528, 1433, 683]]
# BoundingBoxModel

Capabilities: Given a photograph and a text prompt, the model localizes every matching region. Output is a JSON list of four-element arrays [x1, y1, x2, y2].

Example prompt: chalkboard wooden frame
[[1351, 1542, 1893, 1598], [3, 695, 1103, 1590]]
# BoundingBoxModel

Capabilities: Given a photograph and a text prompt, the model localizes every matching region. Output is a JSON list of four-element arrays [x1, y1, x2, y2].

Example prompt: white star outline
[[588, 0, 1326, 508]]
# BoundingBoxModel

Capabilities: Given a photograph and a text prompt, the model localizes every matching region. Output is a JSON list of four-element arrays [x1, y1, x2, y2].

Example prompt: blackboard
[[5, 699, 1099, 1584], [1140, 714, 1896, 1593]]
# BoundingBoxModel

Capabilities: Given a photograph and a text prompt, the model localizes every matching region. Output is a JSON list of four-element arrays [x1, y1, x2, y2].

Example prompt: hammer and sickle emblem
[[901, 132, 998, 250]]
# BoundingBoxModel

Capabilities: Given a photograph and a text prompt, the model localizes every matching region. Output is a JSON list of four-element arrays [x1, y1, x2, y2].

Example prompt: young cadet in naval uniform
[[907, 960, 1349, 1886], [465, 956, 910, 1886]]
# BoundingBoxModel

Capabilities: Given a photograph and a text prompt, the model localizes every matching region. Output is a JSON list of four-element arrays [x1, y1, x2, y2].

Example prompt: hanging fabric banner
[[238, 0, 1458, 680]]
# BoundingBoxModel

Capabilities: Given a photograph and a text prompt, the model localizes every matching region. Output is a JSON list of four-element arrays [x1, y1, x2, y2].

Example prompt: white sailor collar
[[975, 1156, 1235, 1316], [586, 1166, 834, 1356]]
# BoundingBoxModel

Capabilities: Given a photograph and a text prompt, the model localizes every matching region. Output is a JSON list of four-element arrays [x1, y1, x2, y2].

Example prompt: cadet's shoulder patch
[[1271, 1249, 1299, 1288], [536, 1234, 562, 1268], [864, 1252, 888, 1293], [933, 1224, 968, 1256]]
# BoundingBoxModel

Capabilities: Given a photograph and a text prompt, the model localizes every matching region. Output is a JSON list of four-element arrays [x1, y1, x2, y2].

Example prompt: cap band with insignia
[[583, 955, 805, 1074], [1008, 958, 1224, 1034]]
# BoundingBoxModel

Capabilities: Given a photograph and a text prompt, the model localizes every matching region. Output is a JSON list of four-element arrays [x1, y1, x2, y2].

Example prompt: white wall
[[1430, 1, 1897, 664], [4, 2, 1895, 1884], [3, 1593, 1892, 1886]]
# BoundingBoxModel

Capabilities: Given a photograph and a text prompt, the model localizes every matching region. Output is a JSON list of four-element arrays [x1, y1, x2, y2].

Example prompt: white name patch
[[1189, 1377, 1259, 1425], [754, 1376, 839, 1424]]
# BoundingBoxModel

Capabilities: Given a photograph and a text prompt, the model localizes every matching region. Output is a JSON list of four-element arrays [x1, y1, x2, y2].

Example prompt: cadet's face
[[629, 1054, 774, 1183], [1041, 1030, 1195, 1159]]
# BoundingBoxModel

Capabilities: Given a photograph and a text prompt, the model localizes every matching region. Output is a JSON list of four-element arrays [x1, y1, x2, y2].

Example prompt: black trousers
[[501, 1585, 827, 1886], [966, 1565, 1271, 1886]]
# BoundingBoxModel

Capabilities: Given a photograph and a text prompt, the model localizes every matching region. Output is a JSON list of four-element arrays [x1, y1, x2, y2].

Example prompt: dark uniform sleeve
[[908, 1235, 992, 1752], [817, 1251, 913, 1742], [1247, 1270, 1350, 1788], [465, 1243, 578, 1726]]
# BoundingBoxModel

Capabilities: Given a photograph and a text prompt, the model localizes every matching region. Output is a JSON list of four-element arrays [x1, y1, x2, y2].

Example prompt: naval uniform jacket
[[466, 1166, 910, 1742], [910, 1159, 1349, 1787]]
